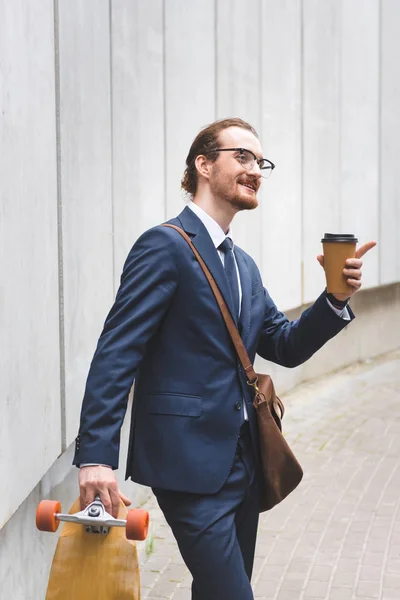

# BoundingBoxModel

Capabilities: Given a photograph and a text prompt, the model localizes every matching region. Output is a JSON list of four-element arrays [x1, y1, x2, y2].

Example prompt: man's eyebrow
[[248, 148, 265, 160], [235, 147, 264, 160]]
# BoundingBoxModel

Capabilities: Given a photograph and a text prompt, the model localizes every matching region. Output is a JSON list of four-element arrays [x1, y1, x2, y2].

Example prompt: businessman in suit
[[74, 118, 375, 599]]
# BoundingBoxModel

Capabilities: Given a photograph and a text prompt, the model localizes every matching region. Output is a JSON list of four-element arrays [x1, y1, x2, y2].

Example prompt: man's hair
[[181, 117, 259, 196]]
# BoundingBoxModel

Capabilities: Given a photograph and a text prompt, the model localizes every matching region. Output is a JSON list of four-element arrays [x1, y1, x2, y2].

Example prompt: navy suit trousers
[[153, 423, 260, 600]]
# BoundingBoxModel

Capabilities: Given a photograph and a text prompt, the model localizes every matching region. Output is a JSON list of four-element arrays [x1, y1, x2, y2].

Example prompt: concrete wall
[[1, 1, 400, 597]]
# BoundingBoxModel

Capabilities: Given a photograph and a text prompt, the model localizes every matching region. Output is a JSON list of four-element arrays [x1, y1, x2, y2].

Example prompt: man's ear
[[195, 155, 212, 182]]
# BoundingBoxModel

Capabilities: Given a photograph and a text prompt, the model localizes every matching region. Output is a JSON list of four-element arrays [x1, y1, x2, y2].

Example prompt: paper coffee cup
[[321, 233, 358, 294]]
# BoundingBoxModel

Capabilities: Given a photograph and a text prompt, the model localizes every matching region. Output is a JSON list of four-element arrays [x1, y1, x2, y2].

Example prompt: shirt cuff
[[326, 298, 351, 321], [80, 463, 112, 468]]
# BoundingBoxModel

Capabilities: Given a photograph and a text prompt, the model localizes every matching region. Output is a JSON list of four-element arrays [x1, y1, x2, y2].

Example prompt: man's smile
[[238, 179, 259, 193]]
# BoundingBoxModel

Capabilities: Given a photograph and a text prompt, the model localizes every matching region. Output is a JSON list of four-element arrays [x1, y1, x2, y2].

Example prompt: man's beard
[[229, 194, 258, 211], [210, 171, 259, 211]]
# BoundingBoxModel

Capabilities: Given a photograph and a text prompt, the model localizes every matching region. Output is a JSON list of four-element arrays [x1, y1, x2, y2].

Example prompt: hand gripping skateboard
[[36, 495, 149, 599]]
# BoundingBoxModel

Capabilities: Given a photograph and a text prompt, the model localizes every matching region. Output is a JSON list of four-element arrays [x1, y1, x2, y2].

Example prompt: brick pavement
[[135, 350, 400, 600]]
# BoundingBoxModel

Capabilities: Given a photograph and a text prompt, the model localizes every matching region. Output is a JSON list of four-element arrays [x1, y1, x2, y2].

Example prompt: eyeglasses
[[215, 147, 275, 178]]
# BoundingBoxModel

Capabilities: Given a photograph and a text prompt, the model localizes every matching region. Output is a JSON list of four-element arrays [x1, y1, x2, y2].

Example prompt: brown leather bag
[[162, 224, 303, 511]]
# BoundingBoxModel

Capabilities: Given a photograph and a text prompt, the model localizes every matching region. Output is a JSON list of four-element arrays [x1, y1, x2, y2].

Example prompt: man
[[74, 118, 375, 599]]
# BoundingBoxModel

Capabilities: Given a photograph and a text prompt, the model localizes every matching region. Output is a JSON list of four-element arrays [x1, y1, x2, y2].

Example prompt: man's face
[[208, 127, 263, 211]]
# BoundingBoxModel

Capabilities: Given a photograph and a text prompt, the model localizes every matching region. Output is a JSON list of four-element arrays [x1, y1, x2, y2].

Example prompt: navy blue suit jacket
[[73, 207, 354, 493]]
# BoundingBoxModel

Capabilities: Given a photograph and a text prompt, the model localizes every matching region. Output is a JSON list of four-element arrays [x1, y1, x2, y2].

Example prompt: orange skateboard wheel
[[126, 509, 149, 541], [36, 500, 61, 532]]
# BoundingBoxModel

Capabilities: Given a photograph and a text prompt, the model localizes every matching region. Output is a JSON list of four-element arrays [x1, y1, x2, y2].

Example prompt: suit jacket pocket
[[147, 394, 202, 417]]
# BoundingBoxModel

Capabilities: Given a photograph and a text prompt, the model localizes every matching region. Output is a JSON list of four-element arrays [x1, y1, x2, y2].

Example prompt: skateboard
[[36, 495, 149, 599]]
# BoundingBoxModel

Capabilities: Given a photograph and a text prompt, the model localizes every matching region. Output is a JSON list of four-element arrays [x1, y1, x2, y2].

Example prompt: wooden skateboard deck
[[45, 498, 141, 600]]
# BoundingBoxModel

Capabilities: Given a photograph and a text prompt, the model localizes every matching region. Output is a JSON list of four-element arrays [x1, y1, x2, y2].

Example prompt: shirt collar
[[186, 200, 234, 250]]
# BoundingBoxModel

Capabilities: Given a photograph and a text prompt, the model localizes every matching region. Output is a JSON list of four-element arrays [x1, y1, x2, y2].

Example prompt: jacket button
[[234, 401, 242, 411]]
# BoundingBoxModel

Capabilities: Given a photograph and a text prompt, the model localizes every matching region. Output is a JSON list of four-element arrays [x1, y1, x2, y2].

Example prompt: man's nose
[[248, 162, 262, 178]]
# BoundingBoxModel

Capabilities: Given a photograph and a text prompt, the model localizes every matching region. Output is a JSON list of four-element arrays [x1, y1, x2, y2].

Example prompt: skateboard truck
[[68, 496, 122, 535], [36, 496, 149, 540]]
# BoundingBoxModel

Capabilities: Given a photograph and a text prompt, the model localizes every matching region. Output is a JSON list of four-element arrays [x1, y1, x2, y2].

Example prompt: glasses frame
[[215, 147, 275, 176]]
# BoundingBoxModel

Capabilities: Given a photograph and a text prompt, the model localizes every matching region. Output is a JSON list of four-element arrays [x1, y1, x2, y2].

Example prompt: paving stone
[[362, 551, 385, 566], [304, 579, 329, 597], [309, 565, 332, 582], [257, 565, 285, 581], [254, 579, 280, 597], [150, 578, 179, 598], [329, 588, 353, 600], [383, 573, 400, 589], [381, 592, 400, 600], [170, 589, 190, 600], [356, 580, 381, 598], [140, 568, 161, 588], [359, 565, 381, 582]]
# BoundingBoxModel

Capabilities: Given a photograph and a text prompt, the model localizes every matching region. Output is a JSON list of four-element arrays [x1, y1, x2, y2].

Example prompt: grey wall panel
[[260, 0, 302, 310], [302, 0, 341, 303], [165, 0, 216, 218], [0, 0, 60, 525], [380, 0, 400, 284], [58, 1, 114, 446], [111, 0, 165, 283], [216, 0, 262, 267], [216, 0, 261, 126], [339, 0, 380, 289]]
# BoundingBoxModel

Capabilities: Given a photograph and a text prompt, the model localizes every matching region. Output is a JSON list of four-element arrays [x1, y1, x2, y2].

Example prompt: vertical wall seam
[[53, 0, 66, 451], [214, 0, 218, 119], [258, 0, 262, 135], [162, 0, 167, 219], [338, 0, 342, 231], [300, 0, 305, 306], [109, 0, 116, 294], [378, 0, 382, 285], [258, 0, 263, 274]]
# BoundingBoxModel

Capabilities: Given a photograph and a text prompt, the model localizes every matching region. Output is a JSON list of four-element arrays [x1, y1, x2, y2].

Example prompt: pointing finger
[[355, 240, 377, 259]]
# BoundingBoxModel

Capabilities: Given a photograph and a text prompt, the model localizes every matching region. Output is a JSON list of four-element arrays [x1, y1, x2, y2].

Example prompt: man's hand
[[79, 465, 131, 519], [317, 240, 377, 301]]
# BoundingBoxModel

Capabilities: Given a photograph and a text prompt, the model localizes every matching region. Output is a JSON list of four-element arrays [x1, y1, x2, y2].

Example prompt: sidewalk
[[135, 350, 400, 600]]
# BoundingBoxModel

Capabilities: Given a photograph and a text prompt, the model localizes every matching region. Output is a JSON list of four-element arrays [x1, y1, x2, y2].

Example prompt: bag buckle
[[246, 377, 260, 393], [247, 377, 266, 403]]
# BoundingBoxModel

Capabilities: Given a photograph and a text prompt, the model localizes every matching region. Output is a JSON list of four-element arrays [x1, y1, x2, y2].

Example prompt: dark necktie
[[219, 237, 240, 320]]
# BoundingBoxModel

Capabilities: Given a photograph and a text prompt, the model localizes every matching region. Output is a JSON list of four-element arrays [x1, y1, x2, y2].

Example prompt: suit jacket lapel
[[176, 207, 238, 325], [234, 248, 252, 344]]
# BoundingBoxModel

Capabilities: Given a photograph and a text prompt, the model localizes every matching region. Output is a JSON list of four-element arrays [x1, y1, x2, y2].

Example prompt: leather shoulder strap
[[162, 223, 258, 385]]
